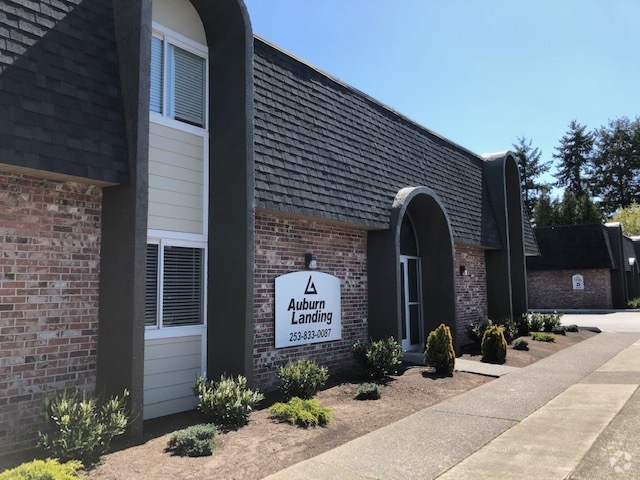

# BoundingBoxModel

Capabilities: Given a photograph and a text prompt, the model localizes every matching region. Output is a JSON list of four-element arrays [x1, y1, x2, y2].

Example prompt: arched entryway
[[399, 214, 424, 351], [368, 187, 458, 351]]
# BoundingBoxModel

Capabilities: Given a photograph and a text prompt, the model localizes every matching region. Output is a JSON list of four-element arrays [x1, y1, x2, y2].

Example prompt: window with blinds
[[146, 243, 205, 328], [150, 33, 206, 128]]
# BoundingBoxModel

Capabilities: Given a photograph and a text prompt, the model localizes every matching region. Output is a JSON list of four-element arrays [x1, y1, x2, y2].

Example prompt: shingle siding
[[0, 0, 128, 184], [253, 38, 502, 249]]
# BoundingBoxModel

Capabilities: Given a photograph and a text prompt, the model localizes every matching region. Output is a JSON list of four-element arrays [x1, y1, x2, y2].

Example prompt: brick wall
[[527, 269, 612, 309], [455, 244, 488, 344], [253, 212, 368, 389], [0, 171, 101, 455]]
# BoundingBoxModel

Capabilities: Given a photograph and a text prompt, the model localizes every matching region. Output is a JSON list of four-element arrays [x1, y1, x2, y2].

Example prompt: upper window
[[151, 32, 207, 128]]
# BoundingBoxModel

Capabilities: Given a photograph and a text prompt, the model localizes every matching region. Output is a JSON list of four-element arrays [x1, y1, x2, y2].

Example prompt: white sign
[[275, 271, 341, 348], [572, 274, 584, 290]]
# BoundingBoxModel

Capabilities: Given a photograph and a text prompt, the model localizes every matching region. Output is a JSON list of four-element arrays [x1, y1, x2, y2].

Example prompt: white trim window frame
[[146, 237, 208, 340], [150, 22, 209, 134], [149, 22, 210, 241]]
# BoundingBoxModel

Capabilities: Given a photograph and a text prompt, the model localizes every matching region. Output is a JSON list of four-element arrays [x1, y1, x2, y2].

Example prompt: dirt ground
[[2, 330, 596, 480], [83, 368, 487, 480], [460, 329, 597, 368]]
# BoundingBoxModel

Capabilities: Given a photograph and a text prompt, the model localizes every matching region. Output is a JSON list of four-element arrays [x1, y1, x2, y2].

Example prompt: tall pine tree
[[553, 120, 594, 197], [591, 117, 640, 216], [512, 136, 550, 217]]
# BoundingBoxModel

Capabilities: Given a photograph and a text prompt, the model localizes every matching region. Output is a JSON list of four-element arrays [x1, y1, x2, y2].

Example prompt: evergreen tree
[[533, 190, 601, 227], [512, 136, 551, 217], [559, 190, 579, 225], [591, 117, 640, 216], [577, 192, 602, 224], [533, 191, 558, 227], [553, 120, 594, 197]]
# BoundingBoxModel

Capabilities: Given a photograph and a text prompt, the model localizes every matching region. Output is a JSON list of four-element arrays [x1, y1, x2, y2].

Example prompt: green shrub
[[531, 332, 556, 342], [542, 313, 562, 332], [354, 382, 382, 400], [270, 397, 332, 427], [0, 459, 82, 480], [551, 325, 567, 335], [628, 297, 640, 309], [424, 323, 455, 375], [351, 337, 402, 378], [498, 317, 520, 343], [167, 423, 217, 457], [278, 359, 328, 400], [194, 374, 263, 428], [467, 319, 494, 345], [481, 325, 507, 363], [527, 313, 545, 332], [39, 389, 129, 467], [566, 324, 579, 332], [513, 339, 529, 351]]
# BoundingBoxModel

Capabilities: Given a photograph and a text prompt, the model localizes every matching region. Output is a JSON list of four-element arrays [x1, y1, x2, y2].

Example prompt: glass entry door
[[400, 255, 424, 352]]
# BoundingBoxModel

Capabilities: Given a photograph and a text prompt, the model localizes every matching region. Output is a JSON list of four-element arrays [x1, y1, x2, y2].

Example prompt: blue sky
[[244, 0, 640, 189]]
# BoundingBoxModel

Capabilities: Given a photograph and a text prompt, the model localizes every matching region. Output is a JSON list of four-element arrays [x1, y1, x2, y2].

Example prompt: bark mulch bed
[[1, 330, 596, 479]]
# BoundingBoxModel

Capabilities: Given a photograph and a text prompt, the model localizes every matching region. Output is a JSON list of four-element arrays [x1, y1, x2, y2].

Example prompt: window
[[146, 242, 205, 328], [150, 31, 207, 128]]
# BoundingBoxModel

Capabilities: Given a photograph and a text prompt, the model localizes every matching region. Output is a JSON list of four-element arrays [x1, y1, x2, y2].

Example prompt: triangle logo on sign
[[304, 275, 318, 295]]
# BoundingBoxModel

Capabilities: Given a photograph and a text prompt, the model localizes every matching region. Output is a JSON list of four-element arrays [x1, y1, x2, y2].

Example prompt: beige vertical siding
[[148, 122, 205, 234], [143, 335, 203, 419]]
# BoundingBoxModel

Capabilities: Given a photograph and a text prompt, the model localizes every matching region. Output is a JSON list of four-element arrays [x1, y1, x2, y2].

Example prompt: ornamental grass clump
[[424, 323, 455, 375], [167, 423, 217, 457], [481, 325, 507, 364], [38, 389, 129, 467], [270, 397, 332, 427], [531, 332, 556, 342], [194, 374, 263, 428], [278, 359, 328, 400], [351, 337, 402, 379], [0, 459, 83, 480]]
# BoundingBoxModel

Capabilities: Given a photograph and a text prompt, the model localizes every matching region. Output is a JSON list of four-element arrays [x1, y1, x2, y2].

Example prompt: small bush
[[498, 317, 521, 343], [424, 323, 455, 375], [0, 459, 82, 480], [278, 359, 328, 400], [270, 397, 332, 427], [352, 337, 402, 378], [195, 374, 264, 428], [551, 325, 567, 335], [527, 313, 545, 332], [39, 389, 129, 467], [467, 319, 494, 345], [628, 297, 640, 309], [542, 313, 562, 332], [354, 382, 382, 400], [566, 324, 579, 332], [513, 339, 529, 351], [481, 325, 507, 363], [531, 332, 556, 342], [167, 423, 217, 457]]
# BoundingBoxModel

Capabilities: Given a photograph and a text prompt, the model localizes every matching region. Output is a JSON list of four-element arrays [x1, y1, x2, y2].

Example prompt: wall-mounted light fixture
[[459, 265, 469, 276], [305, 253, 317, 270]]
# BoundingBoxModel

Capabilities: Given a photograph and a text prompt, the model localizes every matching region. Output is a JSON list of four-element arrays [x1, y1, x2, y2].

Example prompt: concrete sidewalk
[[264, 332, 640, 480]]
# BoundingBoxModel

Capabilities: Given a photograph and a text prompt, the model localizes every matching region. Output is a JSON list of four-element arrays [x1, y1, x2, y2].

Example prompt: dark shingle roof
[[527, 224, 616, 271], [522, 209, 539, 255], [253, 38, 501, 248], [623, 236, 636, 272], [0, 0, 128, 184]]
